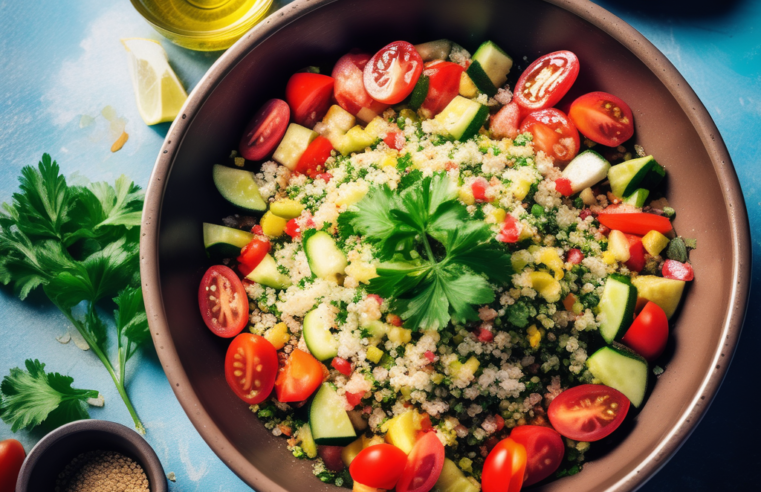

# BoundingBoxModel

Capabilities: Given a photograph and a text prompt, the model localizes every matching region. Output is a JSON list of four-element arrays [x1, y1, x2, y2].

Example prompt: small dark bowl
[[16, 420, 167, 492]]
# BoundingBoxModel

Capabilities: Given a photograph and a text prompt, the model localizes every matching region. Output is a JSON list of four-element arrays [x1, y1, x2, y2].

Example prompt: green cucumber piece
[[641, 161, 666, 189], [309, 383, 357, 445], [465, 61, 498, 97], [415, 39, 453, 62], [303, 230, 347, 280], [273, 123, 318, 170], [471, 40, 513, 88], [434, 96, 489, 141], [608, 155, 663, 198], [587, 344, 648, 407], [298, 423, 318, 458], [408, 74, 430, 110], [212, 164, 267, 213], [561, 150, 611, 193], [303, 307, 339, 361], [623, 188, 650, 208], [598, 274, 638, 344], [203, 223, 252, 259], [435, 459, 480, 492], [245, 253, 292, 289]]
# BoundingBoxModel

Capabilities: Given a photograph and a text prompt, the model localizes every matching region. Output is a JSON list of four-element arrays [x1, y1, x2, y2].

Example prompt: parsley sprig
[[0, 155, 148, 432], [340, 172, 512, 330]]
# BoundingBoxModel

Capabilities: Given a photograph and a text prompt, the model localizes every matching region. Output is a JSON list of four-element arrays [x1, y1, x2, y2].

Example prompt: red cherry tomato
[[346, 391, 363, 408], [471, 177, 489, 202], [548, 384, 630, 441], [387, 314, 403, 327], [295, 136, 334, 178], [567, 248, 584, 264], [275, 348, 325, 402], [332, 52, 388, 117], [384, 130, 405, 150], [509, 426, 565, 486], [331, 356, 352, 376], [0, 439, 25, 492], [624, 234, 646, 273], [519, 108, 580, 165], [284, 215, 314, 239], [364, 41, 424, 105], [395, 431, 445, 492], [597, 212, 672, 236], [351, 444, 408, 489], [569, 91, 635, 147], [237, 237, 270, 276], [622, 301, 669, 361], [239, 99, 290, 161], [495, 414, 505, 432], [481, 438, 527, 492], [514, 51, 580, 111], [225, 333, 278, 405], [319, 446, 345, 472], [662, 259, 694, 281], [198, 265, 249, 338], [476, 326, 494, 343], [285, 72, 334, 128], [420, 61, 464, 117], [497, 214, 521, 243], [490, 101, 522, 140], [555, 177, 573, 197]]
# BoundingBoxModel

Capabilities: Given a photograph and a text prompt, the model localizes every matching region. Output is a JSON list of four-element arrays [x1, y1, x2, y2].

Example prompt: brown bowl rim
[[139, 0, 752, 490]]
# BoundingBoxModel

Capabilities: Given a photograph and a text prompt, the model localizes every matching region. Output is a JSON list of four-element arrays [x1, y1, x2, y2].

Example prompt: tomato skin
[[569, 91, 635, 147], [490, 102, 522, 140], [555, 177, 573, 197], [509, 426, 564, 486], [624, 234, 646, 273], [387, 313, 403, 327], [548, 384, 630, 441], [514, 51, 580, 111], [481, 438, 527, 492], [237, 237, 270, 276], [239, 99, 290, 161], [662, 259, 694, 281], [567, 248, 584, 264], [420, 61, 464, 117], [497, 215, 521, 243], [286, 73, 334, 128], [622, 301, 669, 361], [383, 130, 405, 150], [345, 391, 363, 408], [350, 444, 408, 489], [395, 431, 445, 492], [0, 439, 25, 492], [284, 215, 314, 239], [471, 177, 489, 202], [597, 212, 672, 236], [198, 265, 249, 338], [331, 356, 352, 376], [225, 334, 278, 405], [332, 52, 388, 116], [364, 41, 424, 105], [295, 136, 334, 178], [275, 348, 325, 403], [519, 108, 580, 165]]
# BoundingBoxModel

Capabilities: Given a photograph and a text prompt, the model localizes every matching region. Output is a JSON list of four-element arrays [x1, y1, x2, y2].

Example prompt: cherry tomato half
[[198, 265, 249, 338], [225, 333, 278, 405], [490, 101, 522, 140], [395, 431, 445, 492], [332, 52, 388, 117], [239, 99, 290, 161], [514, 50, 580, 111], [364, 41, 424, 105], [548, 384, 630, 441], [420, 61, 464, 117], [286, 72, 335, 128], [237, 237, 270, 277], [0, 439, 25, 492], [622, 301, 669, 362], [624, 233, 646, 273], [331, 356, 352, 376], [662, 259, 694, 281], [350, 444, 408, 489], [509, 426, 565, 486], [569, 91, 634, 147], [519, 108, 580, 165], [597, 212, 672, 236], [481, 437, 527, 492], [295, 135, 334, 178], [275, 348, 325, 403]]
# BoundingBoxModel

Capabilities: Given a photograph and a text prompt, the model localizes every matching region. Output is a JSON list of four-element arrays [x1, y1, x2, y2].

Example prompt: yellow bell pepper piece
[[366, 346, 384, 364], [260, 211, 287, 238], [642, 230, 670, 257], [527, 324, 543, 349], [264, 322, 290, 350], [345, 262, 378, 284], [538, 247, 565, 280], [602, 251, 616, 265], [388, 326, 412, 345], [335, 181, 369, 207], [510, 177, 532, 201], [383, 410, 417, 454], [380, 154, 398, 168], [458, 186, 475, 205], [529, 271, 561, 302]]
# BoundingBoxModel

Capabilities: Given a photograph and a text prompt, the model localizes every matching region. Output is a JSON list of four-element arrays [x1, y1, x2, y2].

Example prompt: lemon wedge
[[121, 38, 187, 125]]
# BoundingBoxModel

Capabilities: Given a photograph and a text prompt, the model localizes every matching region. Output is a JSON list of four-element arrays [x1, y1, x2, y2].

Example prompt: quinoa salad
[[198, 39, 694, 492]]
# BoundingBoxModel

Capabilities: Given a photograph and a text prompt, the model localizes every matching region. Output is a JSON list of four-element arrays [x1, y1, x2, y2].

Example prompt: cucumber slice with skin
[[303, 230, 348, 280], [273, 123, 318, 170], [471, 40, 513, 88], [309, 383, 357, 445], [203, 223, 252, 259], [434, 96, 489, 141], [435, 459, 480, 492], [245, 253, 292, 289], [562, 150, 611, 193], [408, 74, 430, 110], [415, 39, 453, 62], [465, 61, 498, 97], [212, 165, 267, 213], [298, 423, 318, 458], [624, 188, 650, 208], [598, 274, 638, 344], [587, 344, 648, 407], [303, 306, 339, 361], [608, 155, 663, 198]]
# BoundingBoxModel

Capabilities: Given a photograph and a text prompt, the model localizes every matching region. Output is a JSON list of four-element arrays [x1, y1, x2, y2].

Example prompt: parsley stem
[[421, 233, 436, 264]]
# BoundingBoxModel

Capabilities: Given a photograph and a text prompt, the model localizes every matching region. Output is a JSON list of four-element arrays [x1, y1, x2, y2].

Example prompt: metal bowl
[[139, 0, 751, 490]]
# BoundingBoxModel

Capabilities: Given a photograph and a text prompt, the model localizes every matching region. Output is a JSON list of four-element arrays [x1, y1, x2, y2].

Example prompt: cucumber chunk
[[465, 61, 498, 97], [471, 40, 513, 88], [598, 274, 638, 343], [309, 383, 357, 445], [624, 188, 650, 208], [415, 39, 453, 62], [561, 150, 611, 193], [434, 96, 489, 141], [303, 306, 339, 361], [298, 423, 318, 458], [608, 155, 664, 198], [304, 230, 348, 281], [245, 253, 292, 289], [212, 165, 267, 213], [587, 344, 648, 407], [273, 123, 318, 170], [203, 223, 252, 259], [435, 459, 480, 492], [408, 74, 430, 110]]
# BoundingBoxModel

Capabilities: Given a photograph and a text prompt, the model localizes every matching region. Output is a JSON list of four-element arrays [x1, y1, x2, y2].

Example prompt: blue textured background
[[0, 0, 758, 490]]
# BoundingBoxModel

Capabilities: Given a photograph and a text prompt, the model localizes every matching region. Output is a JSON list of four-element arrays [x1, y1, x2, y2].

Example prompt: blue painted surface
[[0, 0, 758, 490]]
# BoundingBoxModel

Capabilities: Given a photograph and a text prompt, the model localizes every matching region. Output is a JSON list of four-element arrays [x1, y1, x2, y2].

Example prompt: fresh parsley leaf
[[439, 265, 495, 324], [444, 222, 513, 283], [0, 359, 99, 432], [369, 261, 430, 299], [114, 286, 149, 362], [395, 274, 451, 331]]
